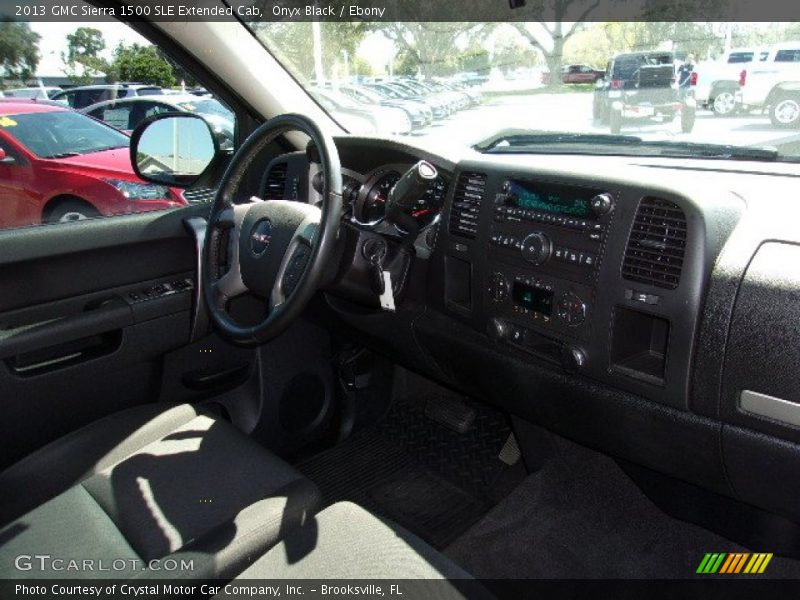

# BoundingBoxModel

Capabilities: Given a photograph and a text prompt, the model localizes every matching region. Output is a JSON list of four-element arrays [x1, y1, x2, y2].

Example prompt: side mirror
[[130, 112, 218, 187], [0, 148, 16, 165]]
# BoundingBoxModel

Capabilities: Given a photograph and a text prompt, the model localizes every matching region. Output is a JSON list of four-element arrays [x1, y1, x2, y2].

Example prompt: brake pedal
[[424, 395, 476, 433]]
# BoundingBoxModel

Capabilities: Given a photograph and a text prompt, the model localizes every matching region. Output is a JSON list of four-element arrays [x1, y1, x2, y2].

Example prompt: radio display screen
[[507, 180, 593, 218], [512, 282, 553, 316]]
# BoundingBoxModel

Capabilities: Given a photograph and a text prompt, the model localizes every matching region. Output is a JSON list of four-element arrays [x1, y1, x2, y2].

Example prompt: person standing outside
[[677, 53, 696, 99]]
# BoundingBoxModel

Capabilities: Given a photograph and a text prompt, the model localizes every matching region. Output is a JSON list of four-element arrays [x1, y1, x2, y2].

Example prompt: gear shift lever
[[385, 160, 438, 246]]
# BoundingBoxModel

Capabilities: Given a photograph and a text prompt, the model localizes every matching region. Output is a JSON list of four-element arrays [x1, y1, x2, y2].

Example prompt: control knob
[[487, 318, 510, 343], [561, 346, 587, 371], [521, 231, 552, 265], [488, 272, 509, 302], [557, 292, 586, 326], [589, 193, 614, 216]]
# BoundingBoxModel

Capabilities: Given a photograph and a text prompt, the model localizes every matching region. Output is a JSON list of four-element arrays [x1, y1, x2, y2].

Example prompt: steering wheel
[[202, 114, 342, 345]]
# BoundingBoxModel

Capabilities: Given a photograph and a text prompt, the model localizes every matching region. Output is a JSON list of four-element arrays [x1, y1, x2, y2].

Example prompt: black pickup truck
[[593, 51, 696, 134]]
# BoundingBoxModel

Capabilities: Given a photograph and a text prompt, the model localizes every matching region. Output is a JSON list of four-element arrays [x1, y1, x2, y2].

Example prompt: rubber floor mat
[[377, 397, 516, 499], [297, 430, 489, 549]]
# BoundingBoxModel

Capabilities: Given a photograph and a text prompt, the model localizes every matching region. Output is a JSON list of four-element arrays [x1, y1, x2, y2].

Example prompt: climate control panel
[[485, 267, 592, 338]]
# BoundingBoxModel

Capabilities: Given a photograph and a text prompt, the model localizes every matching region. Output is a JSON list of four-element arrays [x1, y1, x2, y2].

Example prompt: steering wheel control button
[[250, 218, 273, 256]]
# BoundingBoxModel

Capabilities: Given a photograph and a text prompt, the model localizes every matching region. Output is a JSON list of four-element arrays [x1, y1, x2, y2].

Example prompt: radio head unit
[[503, 179, 597, 218]]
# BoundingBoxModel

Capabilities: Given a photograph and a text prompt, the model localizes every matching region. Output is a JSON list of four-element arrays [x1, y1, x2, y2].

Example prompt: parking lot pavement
[[414, 92, 800, 153]]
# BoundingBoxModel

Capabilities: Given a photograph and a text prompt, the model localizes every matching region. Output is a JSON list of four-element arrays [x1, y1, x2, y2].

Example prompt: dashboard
[[260, 135, 800, 533]]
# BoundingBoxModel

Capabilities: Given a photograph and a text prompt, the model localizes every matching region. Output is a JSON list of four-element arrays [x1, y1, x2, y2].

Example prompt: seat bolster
[[135, 477, 323, 581], [0, 403, 198, 525]]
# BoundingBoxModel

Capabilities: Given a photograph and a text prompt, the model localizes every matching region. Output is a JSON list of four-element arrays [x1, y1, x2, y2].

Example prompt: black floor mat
[[445, 452, 800, 579], [297, 396, 521, 549]]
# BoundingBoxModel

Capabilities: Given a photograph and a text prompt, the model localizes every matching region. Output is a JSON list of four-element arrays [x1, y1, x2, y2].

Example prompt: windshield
[[245, 21, 800, 161], [5, 111, 129, 158]]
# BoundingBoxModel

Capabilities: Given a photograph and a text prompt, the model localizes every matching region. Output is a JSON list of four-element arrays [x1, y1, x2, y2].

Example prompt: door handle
[[0, 297, 133, 359]]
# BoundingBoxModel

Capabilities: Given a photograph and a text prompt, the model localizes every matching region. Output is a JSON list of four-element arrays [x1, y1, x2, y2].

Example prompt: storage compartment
[[720, 242, 800, 443], [444, 255, 472, 311], [611, 306, 670, 385]]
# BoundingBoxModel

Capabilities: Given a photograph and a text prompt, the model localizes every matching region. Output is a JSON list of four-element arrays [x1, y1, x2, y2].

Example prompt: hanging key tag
[[379, 271, 395, 312]]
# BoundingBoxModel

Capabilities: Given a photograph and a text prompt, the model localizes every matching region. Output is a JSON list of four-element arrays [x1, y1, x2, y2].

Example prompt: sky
[[30, 22, 149, 76]]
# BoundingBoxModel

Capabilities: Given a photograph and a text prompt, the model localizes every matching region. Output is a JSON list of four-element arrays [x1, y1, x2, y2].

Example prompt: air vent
[[448, 172, 486, 239], [264, 162, 288, 200], [622, 197, 687, 290]]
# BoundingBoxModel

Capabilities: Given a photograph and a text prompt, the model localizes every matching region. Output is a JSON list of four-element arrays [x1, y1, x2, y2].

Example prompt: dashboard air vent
[[448, 172, 487, 239], [622, 197, 687, 290], [264, 162, 288, 200]]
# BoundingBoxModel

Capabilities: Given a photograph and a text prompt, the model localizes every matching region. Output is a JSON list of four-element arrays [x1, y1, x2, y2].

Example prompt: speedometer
[[356, 171, 400, 225], [399, 175, 448, 232]]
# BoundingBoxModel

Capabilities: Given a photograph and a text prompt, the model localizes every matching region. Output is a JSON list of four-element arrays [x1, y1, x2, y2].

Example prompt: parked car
[[51, 84, 164, 109], [337, 84, 432, 128], [369, 81, 450, 119], [81, 95, 235, 149], [593, 51, 695, 133], [309, 87, 412, 135], [0, 100, 184, 227], [3, 87, 62, 100], [738, 41, 800, 127], [693, 48, 767, 116], [543, 64, 605, 85]]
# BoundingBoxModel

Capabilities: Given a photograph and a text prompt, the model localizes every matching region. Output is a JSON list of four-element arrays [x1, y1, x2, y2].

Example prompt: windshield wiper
[[475, 130, 780, 162], [45, 152, 80, 158]]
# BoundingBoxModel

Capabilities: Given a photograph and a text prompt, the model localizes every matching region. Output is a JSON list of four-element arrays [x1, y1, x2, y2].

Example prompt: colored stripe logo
[[696, 553, 773, 574]]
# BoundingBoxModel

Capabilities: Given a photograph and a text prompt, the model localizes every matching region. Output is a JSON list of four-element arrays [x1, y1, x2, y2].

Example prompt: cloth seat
[[223, 502, 483, 598], [0, 403, 320, 579]]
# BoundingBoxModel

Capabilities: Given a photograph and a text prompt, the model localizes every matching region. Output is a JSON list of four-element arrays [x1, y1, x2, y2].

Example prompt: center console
[[433, 160, 726, 412], [483, 177, 616, 366]]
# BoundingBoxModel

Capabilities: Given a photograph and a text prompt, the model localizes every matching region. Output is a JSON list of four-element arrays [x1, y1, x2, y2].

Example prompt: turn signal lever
[[386, 160, 438, 247]]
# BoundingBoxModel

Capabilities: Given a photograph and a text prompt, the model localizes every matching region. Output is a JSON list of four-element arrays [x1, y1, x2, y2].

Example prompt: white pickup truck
[[738, 41, 800, 127], [693, 48, 767, 116]]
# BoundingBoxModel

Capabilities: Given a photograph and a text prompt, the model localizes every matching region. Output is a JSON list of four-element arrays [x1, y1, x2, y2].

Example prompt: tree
[[111, 44, 176, 87], [248, 22, 368, 82], [458, 43, 491, 76], [510, 0, 602, 89], [563, 24, 613, 68], [62, 27, 108, 85], [376, 23, 491, 77], [0, 20, 41, 82], [492, 36, 541, 75]]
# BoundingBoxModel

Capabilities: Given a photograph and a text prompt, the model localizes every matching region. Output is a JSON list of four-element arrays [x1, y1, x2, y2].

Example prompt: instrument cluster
[[344, 163, 448, 232]]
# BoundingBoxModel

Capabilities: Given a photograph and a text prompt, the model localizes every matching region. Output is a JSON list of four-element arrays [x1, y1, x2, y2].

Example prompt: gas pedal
[[498, 433, 521, 465]]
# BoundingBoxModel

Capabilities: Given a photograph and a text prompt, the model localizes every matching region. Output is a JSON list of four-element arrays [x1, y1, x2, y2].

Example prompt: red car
[[542, 64, 606, 85], [0, 99, 185, 228]]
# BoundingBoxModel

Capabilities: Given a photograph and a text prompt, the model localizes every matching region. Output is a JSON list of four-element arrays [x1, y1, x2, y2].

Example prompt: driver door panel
[[0, 206, 255, 470]]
